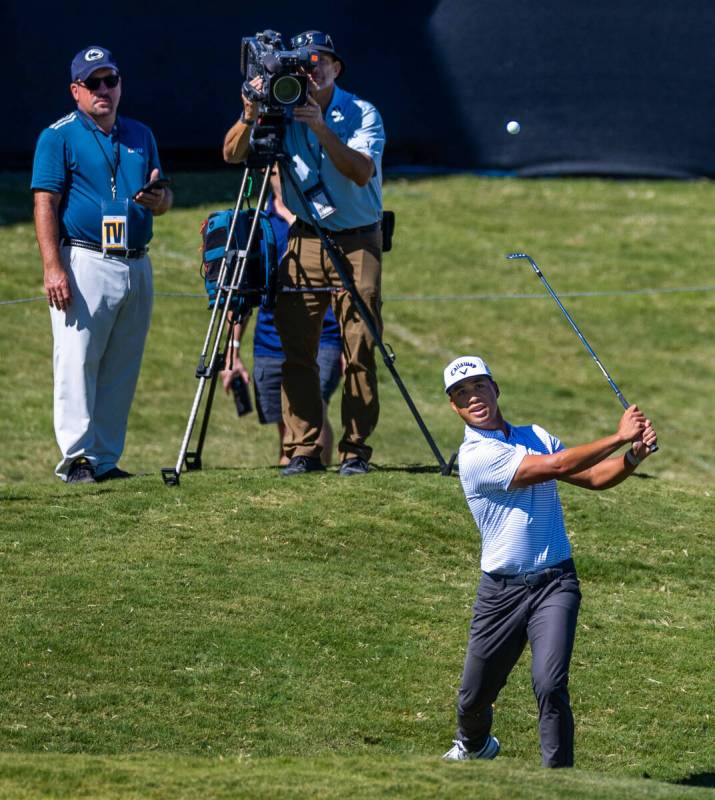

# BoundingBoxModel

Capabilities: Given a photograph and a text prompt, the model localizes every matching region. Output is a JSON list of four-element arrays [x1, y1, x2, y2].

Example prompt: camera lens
[[272, 75, 302, 105]]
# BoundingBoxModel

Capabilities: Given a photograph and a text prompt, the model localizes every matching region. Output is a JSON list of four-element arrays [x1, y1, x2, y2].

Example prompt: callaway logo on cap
[[443, 356, 492, 393]]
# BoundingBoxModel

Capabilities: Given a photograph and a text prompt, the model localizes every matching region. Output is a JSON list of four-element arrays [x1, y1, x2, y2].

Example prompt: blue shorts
[[253, 346, 342, 425]]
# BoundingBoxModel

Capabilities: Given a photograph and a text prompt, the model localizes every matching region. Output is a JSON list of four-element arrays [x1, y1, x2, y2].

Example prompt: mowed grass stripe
[[1, 753, 714, 800]]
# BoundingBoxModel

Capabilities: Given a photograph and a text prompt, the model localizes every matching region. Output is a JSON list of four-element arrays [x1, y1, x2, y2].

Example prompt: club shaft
[[507, 253, 658, 453]]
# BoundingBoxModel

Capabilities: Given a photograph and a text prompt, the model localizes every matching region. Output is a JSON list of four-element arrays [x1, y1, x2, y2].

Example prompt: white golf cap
[[443, 356, 492, 394]]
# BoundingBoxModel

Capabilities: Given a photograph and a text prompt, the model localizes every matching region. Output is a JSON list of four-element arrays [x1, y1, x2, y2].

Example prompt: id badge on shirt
[[305, 182, 336, 221], [101, 198, 129, 255]]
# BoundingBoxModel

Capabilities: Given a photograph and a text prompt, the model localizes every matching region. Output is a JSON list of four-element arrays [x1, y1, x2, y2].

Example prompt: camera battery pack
[[231, 375, 253, 417]]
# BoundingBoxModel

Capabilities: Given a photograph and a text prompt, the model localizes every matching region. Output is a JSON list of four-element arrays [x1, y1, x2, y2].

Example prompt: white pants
[[50, 245, 153, 480]]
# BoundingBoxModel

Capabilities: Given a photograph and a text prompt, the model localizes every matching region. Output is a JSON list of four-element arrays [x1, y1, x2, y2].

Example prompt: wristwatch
[[240, 112, 255, 127], [625, 449, 641, 467]]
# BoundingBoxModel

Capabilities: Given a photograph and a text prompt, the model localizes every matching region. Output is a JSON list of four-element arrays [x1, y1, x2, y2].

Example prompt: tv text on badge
[[102, 216, 127, 250]]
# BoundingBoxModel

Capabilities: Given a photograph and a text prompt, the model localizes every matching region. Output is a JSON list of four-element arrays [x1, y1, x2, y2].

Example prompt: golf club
[[506, 252, 658, 453]]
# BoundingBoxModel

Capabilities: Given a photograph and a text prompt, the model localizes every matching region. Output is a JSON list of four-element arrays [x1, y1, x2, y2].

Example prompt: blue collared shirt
[[458, 422, 572, 574], [279, 85, 385, 231], [31, 110, 162, 249]]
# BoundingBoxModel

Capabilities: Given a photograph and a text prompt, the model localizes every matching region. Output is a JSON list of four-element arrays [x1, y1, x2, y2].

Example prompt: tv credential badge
[[101, 198, 129, 255]]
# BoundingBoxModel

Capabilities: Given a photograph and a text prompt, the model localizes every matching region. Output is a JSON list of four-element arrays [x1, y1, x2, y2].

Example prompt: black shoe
[[96, 467, 134, 482], [281, 456, 326, 476], [339, 457, 370, 476], [66, 457, 96, 484]]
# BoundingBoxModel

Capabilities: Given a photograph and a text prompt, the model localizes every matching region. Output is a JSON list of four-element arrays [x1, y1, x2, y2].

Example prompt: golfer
[[441, 355, 657, 767]]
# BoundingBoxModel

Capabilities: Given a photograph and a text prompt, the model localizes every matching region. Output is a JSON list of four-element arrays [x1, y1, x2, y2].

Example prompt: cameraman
[[223, 31, 385, 477]]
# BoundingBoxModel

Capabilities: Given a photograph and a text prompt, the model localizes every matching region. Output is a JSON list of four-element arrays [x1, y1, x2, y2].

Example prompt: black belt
[[61, 238, 148, 259], [291, 218, 381, 237], [485, 558, 575, 588]]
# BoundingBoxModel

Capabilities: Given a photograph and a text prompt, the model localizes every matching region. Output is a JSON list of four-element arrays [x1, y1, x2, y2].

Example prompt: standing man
[[223, 31, 385, 476], [220, 177, 343, 466], [441, 356, 657, 767], [32, 46, 172, 483]]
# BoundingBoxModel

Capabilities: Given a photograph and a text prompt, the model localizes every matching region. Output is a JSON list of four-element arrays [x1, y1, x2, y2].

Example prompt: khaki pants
[[274, 228, 382, 462]]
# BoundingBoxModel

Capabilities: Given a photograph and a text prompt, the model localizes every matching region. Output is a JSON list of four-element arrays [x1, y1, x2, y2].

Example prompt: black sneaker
[[66, 457, 96, 484], [96, 467, 134, 482], [339, 457, 370, 476], [281, 456, 326, 476]]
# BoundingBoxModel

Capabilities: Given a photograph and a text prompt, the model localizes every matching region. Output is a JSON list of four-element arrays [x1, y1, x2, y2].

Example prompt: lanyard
[[91, 121, 121, 199], [300, 122, 323, 176]]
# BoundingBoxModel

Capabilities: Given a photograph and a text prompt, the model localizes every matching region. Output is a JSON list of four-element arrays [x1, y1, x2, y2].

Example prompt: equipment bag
[[200, 208, 279, 315]]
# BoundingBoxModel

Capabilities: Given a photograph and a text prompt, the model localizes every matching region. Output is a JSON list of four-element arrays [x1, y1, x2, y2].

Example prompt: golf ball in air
[[506, 120, 521, 135]]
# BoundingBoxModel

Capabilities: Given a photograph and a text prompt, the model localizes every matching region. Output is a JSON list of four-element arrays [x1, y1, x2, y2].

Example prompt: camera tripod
[[162, 152, 453, 486]]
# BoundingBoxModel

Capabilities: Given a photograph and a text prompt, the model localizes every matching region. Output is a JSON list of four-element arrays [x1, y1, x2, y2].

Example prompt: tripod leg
[[162, 162, 276, 486], [278, 159, 448, 474], [186, 354, 222, 471]]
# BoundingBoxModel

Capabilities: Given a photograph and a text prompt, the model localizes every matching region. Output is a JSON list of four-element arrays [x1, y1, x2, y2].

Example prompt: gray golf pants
[[456, 559, 581, 767]]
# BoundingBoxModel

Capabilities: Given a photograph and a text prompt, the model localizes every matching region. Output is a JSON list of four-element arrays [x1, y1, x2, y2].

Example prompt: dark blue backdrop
[[3, 1, 714, 176]]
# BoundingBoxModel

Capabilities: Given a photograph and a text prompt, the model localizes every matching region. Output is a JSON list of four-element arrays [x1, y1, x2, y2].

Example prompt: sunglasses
[[291, 31, 334, 49], [78, 74, 120, 91]]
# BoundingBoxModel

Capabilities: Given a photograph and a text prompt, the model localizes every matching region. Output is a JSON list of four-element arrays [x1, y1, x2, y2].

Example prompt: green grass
[[0, 172, 713, 797]]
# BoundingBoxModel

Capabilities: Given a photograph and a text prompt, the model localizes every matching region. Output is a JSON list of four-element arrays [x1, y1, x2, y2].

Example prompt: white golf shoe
[[442, 735, 500, 761]]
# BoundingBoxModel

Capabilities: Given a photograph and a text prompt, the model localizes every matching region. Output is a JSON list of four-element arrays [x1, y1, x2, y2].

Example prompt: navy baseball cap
[[290, 31, 345, 75], [71, 46, 119, 82]]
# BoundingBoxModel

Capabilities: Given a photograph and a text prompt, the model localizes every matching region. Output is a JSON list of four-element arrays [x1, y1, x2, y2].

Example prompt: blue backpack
[[201, 208, 279, 316]]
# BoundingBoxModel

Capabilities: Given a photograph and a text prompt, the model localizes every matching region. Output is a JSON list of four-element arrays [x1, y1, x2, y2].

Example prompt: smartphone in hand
[[133, 177, 171, 201]]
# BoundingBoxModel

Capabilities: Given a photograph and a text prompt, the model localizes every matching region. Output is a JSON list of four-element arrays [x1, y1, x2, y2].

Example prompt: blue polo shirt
[[31, 110, 162, 249], [279, 84, 385, 231], [458, 422, 572, 575]]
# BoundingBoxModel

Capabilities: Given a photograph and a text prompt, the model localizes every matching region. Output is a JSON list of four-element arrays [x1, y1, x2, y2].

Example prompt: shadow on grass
[[372, 464, 446, 475], [674, 772, 715, 788], [201, 465, 283, 474], [185, 464, 448, 476]]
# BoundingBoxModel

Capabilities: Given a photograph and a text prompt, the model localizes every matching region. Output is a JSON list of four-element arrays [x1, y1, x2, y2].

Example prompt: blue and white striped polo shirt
[[458, 422, 572, 574]]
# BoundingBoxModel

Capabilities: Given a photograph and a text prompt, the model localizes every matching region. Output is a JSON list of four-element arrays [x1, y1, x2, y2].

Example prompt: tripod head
[[244, 113, 288, 168]]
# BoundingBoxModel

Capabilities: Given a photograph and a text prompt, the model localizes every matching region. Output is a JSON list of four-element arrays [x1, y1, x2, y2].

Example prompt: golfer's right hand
[[44, 264, 72, 311], [618, 404, 646, 443], [221, 360, 250, 393]]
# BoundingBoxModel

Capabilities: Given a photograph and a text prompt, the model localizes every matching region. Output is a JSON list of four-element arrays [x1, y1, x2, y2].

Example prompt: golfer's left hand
[[292, 95, 325, 133], [631, 420, 658, 460]]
